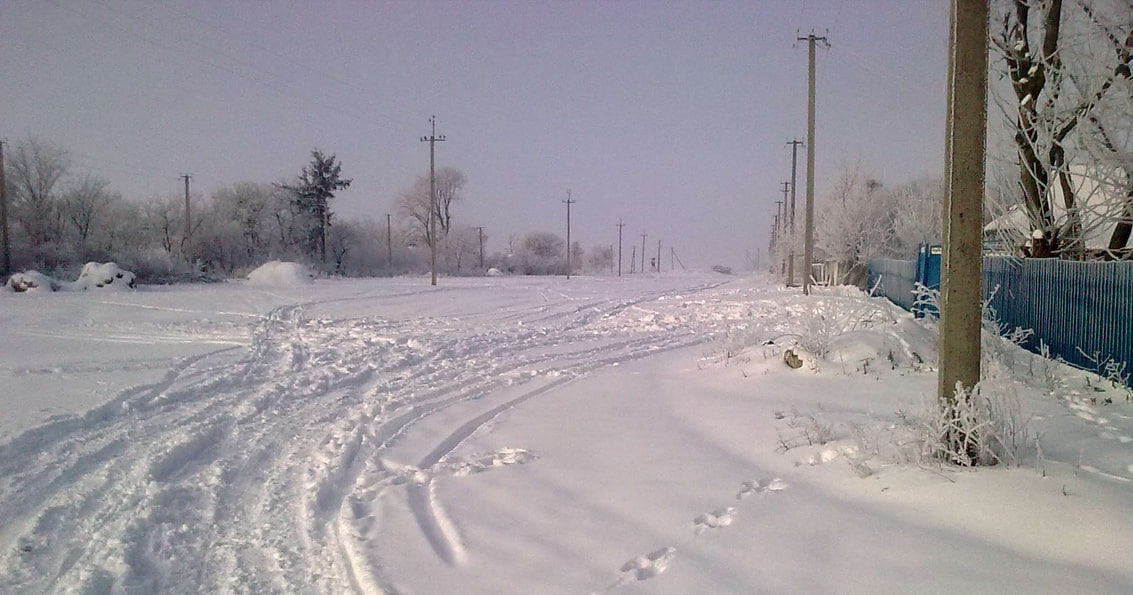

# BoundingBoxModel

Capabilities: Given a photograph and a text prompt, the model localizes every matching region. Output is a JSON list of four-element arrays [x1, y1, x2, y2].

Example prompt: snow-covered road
[[0, 275, 744, 593], [4, 273, 1132, 594]]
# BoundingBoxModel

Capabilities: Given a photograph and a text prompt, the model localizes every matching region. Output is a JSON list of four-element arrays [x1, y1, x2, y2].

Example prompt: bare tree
[[62, 173, 115, 248], [991, 0, 1132, 258], [143, 195, 183, 255]]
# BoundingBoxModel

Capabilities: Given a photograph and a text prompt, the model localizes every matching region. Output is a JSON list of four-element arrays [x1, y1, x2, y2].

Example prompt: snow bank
[[5, 263, 135, 293], [246, 261, 314, 287]]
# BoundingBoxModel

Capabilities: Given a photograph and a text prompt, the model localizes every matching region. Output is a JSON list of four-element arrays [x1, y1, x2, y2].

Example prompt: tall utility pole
[[779, 181, 790, 282], [630, 246, 637, 274], [421, 115, 446, 286], [656, 240, 661, 273], [787, 139, 804, 286], [477, 226, 485, 271], [0, 139, 9, 277], [774, 200, 784, 272], [180, 174, 192, 261], [797, 32, 829, 295], [616, 219, 626, 276], [386, 214, 393, 272], [563, 190, 575, 278], [640, 233, 647, 274], [938, 0, 987, 407]]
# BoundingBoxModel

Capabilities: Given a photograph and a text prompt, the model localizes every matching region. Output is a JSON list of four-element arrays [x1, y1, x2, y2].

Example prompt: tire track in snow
[[0, 278, 733, 594]]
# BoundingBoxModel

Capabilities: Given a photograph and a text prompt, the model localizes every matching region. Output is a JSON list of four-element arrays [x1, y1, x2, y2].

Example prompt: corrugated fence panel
[[872, 257, 1133, 387], [867, 258, 916, 311]]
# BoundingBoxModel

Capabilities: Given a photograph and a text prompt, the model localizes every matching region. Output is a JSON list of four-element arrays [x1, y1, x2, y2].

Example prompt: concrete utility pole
[[386, 214, 393, 272], [773, 200, 783, 272], [780, 181, 791, 283], [787, 139, 804, 286], [0, 139, 9, 277], [180, 174, 192, 262], [630, 245, 636, 274], [563, 190, 575, 279], [421, 116, 446, 286], [656, 240, 661, 273], [640, 233, 647, 274], [477, 226, 485, 271], [798, 32, 829, 295], [938, 0, 987, 405], [616, 219, 626, 277]]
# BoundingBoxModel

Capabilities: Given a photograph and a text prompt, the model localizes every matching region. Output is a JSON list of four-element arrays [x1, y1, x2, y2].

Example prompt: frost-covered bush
[[898, 382, 1031, 467]]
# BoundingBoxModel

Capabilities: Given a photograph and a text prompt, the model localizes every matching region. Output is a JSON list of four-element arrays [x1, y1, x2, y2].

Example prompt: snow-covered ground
[[1, 272, 1130, 593]]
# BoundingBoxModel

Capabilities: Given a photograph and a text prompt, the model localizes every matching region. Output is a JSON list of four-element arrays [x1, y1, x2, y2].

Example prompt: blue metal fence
[[867, 254, 1133, 386], [984, 257, 1133, 382], [866, 258, 916, 311]]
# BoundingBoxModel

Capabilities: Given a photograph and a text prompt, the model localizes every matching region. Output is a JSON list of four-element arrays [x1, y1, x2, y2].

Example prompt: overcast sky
[[2, 0, 950, 269]]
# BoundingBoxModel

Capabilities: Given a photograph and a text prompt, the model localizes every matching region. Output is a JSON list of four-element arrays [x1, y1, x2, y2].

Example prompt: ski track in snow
[[0, 279, 730, 594]]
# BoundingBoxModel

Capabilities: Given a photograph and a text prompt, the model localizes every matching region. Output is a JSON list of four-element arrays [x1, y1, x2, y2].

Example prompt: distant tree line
[[1, 137, 612, 283]]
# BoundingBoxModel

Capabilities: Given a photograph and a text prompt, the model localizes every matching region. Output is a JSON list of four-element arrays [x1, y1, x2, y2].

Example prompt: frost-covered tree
[[280, 150, 352, 264], [510, 231, 566, 275], [212, 182, 274, 262], [991, 0, 1132, 258], [398, 166, 467, 249], [585, 244, 613, 274], [817, 165, 943, 285], [6, 137, 70, 268]]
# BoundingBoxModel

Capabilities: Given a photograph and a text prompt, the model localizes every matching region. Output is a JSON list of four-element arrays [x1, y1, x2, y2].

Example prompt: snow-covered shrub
[[5, 270, 60, 292], [72, 262, 136, 290], [247, 261, 314, 286], [116, 248, 197, 284]]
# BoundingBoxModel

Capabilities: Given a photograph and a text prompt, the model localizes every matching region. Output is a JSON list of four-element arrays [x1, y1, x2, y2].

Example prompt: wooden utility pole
[[640, 233, 647, 274], [421, 116, 446, 286], [0, 140, 9, 277], [616, 219, 626, 277], [477, 226, 485, 271], [938, 0, 987, 406], [787, 139, 804, 286], [563, 190, 575, 279], [798, 32, 829, 295], [386, 214, 393, 272], [180, 174, 192, 262]]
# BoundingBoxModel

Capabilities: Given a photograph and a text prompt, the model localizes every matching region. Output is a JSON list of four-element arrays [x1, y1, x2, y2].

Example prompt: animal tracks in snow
[[692, 507, 735, 534], [736, 477, 789, 500], [602, 478, 786, 591]]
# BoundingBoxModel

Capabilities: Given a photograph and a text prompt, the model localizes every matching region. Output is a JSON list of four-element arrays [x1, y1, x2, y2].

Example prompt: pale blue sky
[[2, 0, 949, 269]]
